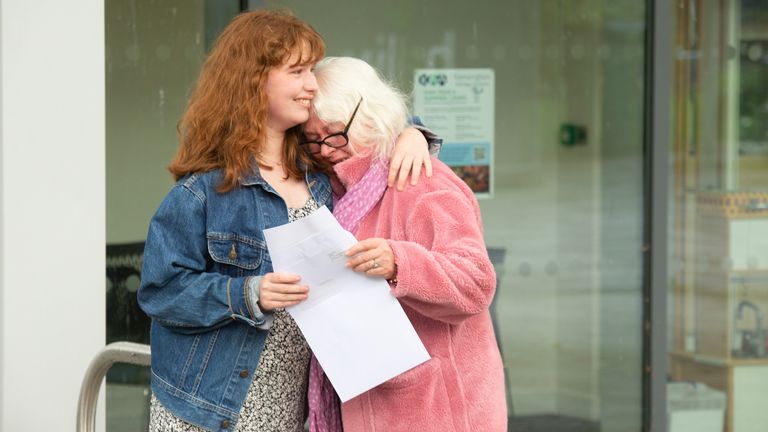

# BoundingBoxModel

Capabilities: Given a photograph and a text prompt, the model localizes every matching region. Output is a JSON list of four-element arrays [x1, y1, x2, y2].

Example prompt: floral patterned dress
[[149, 197, 319, 432]]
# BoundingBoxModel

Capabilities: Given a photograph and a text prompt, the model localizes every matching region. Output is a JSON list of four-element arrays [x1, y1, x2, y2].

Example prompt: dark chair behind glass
[[106, 242, 151, 431]]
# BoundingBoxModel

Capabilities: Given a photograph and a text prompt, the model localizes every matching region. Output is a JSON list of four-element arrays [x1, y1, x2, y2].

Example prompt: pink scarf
[[308, 157, 389, 432]]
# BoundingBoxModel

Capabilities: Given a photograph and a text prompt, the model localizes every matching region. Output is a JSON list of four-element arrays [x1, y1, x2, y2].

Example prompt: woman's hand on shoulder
[[388, 127, 432, 191], [345, 238, 397, 280], [257, 272, 308, 311]]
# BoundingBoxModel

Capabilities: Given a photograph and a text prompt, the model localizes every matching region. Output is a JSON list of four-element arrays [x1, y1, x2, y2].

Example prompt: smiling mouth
[[295, 98, 312, 108]]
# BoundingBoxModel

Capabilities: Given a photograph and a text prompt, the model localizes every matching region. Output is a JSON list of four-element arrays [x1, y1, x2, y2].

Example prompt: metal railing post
[[76, 342, 151, 432]]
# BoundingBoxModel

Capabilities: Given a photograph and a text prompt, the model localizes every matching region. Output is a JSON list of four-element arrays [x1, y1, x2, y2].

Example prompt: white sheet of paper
[[263, 206, 430, 402]]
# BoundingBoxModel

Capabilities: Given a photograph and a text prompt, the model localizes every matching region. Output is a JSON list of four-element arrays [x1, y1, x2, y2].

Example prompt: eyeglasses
[[300, 98, 362, 155]]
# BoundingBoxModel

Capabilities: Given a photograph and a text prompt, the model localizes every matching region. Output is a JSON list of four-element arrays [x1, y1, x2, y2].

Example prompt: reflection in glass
[[105, 1, 240, 430], [266, 0, 647, 430], [669, 1, 768, 431]]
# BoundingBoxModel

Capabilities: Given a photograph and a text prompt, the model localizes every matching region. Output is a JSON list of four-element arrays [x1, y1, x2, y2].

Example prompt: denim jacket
[[137, 167, 332, 432]]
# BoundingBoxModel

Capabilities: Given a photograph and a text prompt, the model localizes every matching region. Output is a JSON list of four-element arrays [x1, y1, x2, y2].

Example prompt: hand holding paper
[[263, 206, 430, 402], [256, 272, 307, 311], [345, 237, 397, 279]]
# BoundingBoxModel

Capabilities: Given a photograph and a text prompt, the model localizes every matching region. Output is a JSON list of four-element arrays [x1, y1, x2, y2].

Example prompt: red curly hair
[[169, 10, 325, 192]]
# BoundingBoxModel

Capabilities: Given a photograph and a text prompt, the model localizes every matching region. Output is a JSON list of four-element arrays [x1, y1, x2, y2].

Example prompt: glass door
[[105, 1, 241, 430], [668, 1, 768, 431], [106, 1, 651, 429], [262, 0, 648, 429]]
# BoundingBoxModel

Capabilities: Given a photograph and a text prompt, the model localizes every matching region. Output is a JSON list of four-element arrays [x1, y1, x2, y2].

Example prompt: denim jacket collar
[[239, 164, 330, 207], [239, 161, 321, 186], [240, 168, 269, 187]]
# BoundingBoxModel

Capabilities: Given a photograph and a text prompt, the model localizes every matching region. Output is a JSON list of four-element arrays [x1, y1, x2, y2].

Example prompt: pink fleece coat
[[333, 155, 507, 432]]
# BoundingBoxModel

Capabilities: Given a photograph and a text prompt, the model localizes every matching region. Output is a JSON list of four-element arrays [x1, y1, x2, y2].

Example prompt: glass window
[[105, 1, 240, 430], [106, 1, 651, 429], [265, 0, 648, 429], [668, 1, 768, 431]]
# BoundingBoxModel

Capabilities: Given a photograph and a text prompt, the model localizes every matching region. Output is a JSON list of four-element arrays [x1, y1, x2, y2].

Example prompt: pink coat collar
[[332, 153, 377, 190]]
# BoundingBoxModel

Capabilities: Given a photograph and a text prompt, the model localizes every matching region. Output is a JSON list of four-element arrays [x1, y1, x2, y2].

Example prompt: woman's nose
[[305, 71, 318, 92], [319, 143, 335, 158]]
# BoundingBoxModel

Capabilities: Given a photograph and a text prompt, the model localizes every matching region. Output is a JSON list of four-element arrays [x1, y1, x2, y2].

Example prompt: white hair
[[312, 57, 409, 160]]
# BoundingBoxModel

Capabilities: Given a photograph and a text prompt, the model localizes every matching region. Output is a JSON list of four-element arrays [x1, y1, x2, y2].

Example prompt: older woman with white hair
[[301, 56, 507, 432]]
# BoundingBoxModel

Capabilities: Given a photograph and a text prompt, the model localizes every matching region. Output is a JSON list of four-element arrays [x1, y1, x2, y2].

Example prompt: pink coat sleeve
[[387, 188, 496, 324]]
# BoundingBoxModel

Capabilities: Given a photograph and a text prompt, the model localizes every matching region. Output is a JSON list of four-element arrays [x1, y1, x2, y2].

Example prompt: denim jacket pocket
[[207, 233, 265, 276]]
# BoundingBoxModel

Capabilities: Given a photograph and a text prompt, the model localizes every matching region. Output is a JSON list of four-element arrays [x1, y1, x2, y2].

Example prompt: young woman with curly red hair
[[138, 10, 431, 432]]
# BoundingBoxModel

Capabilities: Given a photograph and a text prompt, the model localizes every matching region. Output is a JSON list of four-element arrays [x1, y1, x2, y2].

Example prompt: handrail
[[76, 342, 151, 432]]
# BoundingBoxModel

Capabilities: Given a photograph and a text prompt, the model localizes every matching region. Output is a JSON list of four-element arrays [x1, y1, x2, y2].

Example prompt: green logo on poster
[[418, 73, 448, 86]]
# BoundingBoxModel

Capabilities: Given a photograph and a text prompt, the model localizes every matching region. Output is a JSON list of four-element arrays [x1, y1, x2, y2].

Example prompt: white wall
[[0, 1, 105, 430]]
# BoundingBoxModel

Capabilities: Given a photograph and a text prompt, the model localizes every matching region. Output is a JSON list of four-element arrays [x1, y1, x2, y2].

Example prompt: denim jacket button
[[239, 369, 249, 378], [222, 420, 230, 429]]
